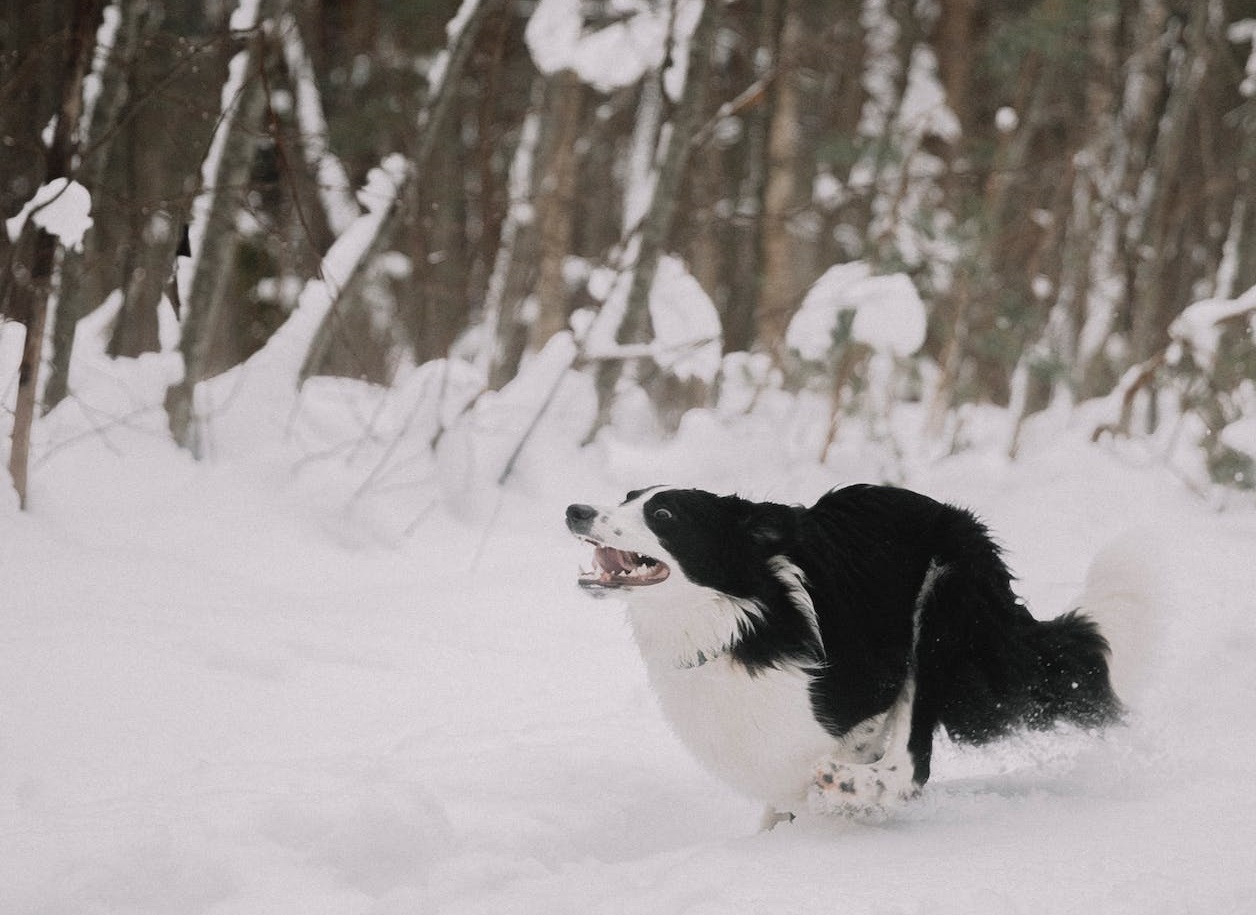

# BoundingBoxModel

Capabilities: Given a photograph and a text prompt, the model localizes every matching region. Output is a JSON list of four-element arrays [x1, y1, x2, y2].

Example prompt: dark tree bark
[[165, 4, 274, 455], [3, 0, 104, 508], [43, 0, 157, 412], [529, 69, 585, 354], [758, 0, 819, 360]]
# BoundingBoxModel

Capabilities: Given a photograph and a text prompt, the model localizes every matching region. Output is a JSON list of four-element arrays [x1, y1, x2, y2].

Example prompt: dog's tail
[[1024, 607, 1122, 729], [1074, 530, 1173, 712]]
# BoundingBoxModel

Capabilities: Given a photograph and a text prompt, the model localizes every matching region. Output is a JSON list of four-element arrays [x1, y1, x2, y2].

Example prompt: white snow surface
[[3, 334, 1256, 914]]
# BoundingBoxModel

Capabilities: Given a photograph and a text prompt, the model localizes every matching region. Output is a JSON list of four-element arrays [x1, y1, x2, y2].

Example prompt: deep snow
[[3, 364, 1256, 915]]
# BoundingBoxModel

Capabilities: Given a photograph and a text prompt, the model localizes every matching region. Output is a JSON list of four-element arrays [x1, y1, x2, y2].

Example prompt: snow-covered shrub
[[1097, 289, 1256, 491], [783, 263, 928, 459], [1167, 296, 1256, 490]]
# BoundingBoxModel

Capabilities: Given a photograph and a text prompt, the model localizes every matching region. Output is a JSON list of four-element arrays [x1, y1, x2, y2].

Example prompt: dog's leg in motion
[[809, 561, 947, 818], [808, 676, 922, 818]]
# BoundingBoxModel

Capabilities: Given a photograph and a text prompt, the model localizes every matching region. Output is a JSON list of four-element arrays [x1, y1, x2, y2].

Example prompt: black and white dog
[[566, 484, 1123, 824]]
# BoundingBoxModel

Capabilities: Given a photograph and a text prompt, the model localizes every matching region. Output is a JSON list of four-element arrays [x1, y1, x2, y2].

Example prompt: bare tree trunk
[[44, 0, 157, 413], [278, 11, 360, 236], [481, 95, 543, 391], [587, 0, 716, 435], [1012, 0, 1120, 430], [529, 70, 584, 353], [165, 2, 274, 455], [757, 0, 804, 359], [723, 0, 778, 354], [1075, 0, 1166, 397], [1128, 0, 1215, 366], [932, 0, 978, 126], [7, 230, 56, 510], [5, 0, 103, 508]]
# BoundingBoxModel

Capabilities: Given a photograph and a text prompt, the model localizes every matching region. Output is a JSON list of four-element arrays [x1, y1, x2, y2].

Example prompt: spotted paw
[[809, 759, 917, 819]]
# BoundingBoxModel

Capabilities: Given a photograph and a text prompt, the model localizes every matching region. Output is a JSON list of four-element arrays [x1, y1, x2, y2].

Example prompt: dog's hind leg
[[808, 675, 923, 818], [808, 561, 946, 818]]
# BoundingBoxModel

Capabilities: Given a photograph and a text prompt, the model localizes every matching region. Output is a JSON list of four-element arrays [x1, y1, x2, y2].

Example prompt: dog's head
[[565, 487, 797, 600]]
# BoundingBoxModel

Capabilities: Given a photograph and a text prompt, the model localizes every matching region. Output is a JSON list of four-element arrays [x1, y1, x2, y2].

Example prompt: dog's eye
[[652, 508, 673, 521]]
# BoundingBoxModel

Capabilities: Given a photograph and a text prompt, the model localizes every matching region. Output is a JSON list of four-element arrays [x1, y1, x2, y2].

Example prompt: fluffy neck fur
[[624, 583, 765, 670]]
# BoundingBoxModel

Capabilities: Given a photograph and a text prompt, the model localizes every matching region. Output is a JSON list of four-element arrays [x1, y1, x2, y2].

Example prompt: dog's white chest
[[645, 655, 841, 807]]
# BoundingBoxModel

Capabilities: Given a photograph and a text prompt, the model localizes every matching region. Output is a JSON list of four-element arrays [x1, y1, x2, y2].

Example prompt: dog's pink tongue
[[596, 546, 633, 573]]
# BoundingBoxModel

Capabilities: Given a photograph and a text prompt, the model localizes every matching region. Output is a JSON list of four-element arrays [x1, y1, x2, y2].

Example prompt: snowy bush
[[1096, 288, 1256, 493]]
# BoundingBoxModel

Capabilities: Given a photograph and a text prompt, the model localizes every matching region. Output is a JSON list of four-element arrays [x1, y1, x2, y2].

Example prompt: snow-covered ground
[[3, 340, 1256, 914]]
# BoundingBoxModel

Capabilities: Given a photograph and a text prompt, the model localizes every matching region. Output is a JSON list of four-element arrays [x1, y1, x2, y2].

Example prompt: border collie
[[565, 484, 1122, 825]]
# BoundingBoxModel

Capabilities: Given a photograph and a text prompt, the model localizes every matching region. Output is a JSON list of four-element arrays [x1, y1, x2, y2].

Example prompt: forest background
[[4, 0, 1256, 509]]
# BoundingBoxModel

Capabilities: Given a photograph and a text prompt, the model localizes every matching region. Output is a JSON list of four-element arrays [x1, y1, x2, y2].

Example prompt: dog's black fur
[[571, 484, 1122, 794]]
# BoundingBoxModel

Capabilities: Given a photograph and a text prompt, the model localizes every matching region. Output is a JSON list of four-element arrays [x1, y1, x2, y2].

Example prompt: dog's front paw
[[808, 758, 918, 820]]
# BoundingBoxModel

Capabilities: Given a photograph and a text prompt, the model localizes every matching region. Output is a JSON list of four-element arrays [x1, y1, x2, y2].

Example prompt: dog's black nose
[[566, 503, 597, 530]]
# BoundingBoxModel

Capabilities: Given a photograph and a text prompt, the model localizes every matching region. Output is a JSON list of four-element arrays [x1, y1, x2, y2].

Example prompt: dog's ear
[[745, 503, 797, 550]]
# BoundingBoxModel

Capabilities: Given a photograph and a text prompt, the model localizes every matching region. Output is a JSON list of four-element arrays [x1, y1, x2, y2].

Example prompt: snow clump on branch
[[5, 178, 93, 251], [786, 262, 927, 361]]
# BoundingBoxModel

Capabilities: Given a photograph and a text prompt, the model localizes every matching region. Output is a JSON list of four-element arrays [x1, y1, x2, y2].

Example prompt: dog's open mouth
[[578, 540, 670, 589]]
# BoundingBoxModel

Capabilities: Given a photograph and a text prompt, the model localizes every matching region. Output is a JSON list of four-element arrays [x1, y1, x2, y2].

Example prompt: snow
[[787, 262, 928, 360], [228, 0, 260, 32], [899, 45, 961, 144], [4, 178, 93, 251], [1166, 285, 1256, 370], [857, 0, 901, 139], [77, 3, 121, 161], [1220, 415, 1256, 457], [646, 256, 722, 382], [581, 251, 720, 383], [1228, 18, 1256, 96], [4, 314, 1256, 915], [525, 0, 704, 99]]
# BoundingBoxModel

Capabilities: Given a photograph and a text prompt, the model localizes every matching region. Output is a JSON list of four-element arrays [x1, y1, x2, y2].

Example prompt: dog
[[565, 484, 1123, 825]]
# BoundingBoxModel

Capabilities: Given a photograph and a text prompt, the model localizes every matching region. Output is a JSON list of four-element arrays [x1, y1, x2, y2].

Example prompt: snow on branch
[[4, 178, 93, 252], [786, 263, 927, 361], [1166, 284, 1256, 371], [525, 0, 704, 99], [580, 255, 722, 382]]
